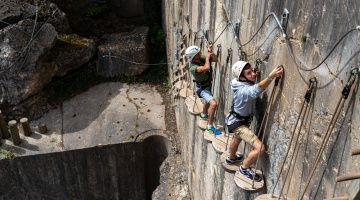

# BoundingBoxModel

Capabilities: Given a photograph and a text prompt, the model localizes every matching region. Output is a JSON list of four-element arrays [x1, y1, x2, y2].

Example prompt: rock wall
[[0, 135, 170, 200], [163, 0, 360, 199]]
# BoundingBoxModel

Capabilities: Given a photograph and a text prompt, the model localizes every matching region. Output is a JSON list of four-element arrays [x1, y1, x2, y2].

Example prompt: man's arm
[[196, 44, 215, 73], [258, 66, 283, 90], [196, 53, 211, 72]]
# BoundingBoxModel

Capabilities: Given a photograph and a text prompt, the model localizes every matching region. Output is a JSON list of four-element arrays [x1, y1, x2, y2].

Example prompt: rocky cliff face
[[0, 0, 153, 119]]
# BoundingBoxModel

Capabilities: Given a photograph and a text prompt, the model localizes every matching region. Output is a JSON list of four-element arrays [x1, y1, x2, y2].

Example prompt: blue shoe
[[207, 126, 222, 135], [225, 153, 244, 164], [239, 166, 262, 182]]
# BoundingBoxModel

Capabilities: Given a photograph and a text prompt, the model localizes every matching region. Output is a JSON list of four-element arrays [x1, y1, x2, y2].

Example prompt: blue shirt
[[226, 78, 263, 126]]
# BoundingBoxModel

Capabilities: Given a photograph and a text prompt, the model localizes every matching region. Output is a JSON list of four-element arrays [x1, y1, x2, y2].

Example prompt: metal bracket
[[281, 8, 289, 33], [342, 68, 359, 99], [227, 48, 233, 63], [305, 77, 317, 102], [204, 30, 210, 42], [185, 15, 190, 24], [234, 20, 241, 38]]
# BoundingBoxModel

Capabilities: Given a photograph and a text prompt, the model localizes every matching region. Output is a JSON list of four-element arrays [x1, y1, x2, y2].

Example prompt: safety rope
[[211, 44, 222, 95], [299, 68, 359, 200], [102, 55, 170, 66], [251, 70, 283, 188], [285, 27, 360, 72], [221, 5, 360, 88], [223, 48, 233, 150], [217, 48, 233, 123], [278, 78, 317, 199], [331, 119, 352, 197]]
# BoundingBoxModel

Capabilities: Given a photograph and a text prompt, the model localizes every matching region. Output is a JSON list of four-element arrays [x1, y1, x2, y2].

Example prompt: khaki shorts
[[233, 126, 257, 145]]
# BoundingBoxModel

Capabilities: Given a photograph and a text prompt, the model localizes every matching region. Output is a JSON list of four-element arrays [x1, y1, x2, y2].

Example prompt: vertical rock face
[[163, 0, 360, 199], [97, 26, 150, 77], [0, 19, 57, 105]]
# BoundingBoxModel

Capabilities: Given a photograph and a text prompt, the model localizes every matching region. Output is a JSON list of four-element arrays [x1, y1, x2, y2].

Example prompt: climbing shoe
[[207, 125, 222, 135], [225, 153, 244, 164], [200, 113, 208, 120], [239, 166, 262, 182]]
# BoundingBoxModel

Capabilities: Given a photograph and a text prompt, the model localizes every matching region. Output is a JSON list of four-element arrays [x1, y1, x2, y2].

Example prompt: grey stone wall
[[163, 0, 360, 199], [0, 136, 170, 200]]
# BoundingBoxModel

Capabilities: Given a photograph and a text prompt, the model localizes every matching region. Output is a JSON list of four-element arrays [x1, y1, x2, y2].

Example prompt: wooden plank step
[[234, 170, 264, 191], [179, 87, 193, 98], [185, 95, 203, 115], [174, 80, 185, 90], [212, 132, 231, 153], [203, 130, 215, 142], [220, 151, 243, 172], [197, 117, 208, 130], [254, 194, 279, 200]]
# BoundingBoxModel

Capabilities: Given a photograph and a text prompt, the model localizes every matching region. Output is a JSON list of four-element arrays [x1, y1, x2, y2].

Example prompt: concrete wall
[[0, 136, 170, 200], [163, 0, 360, 199]]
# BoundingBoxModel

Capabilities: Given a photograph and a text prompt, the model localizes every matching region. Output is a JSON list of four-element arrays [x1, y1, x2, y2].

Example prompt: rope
[[296, 92, 316, 198], [216, 48, 232, 122], [241, 14, 272, 47], [211, 44, 222, 94], [102, 55, 170, 66], [299, 71, 358, 200], [213, 23, 230, 44], [285, 28, 359, 72], [252, 75, 282, 188], [281, 86, 316, 198], [274, 79, 317, 199]]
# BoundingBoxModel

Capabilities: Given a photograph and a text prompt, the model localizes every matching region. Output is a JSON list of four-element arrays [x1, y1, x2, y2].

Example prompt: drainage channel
[[0, 135, 170, 200]]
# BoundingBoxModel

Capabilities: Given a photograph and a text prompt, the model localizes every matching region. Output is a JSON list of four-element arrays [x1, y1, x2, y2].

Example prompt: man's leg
[[199, 88, 221, 135], [229, 137, 241, 159], [241, 139, 265, 168], [207, 99, 217, 125], [202, 102, 210, 116]]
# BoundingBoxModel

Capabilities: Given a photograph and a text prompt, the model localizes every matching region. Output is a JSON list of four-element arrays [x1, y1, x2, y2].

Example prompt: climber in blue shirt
[[225, 61, 283, 181]]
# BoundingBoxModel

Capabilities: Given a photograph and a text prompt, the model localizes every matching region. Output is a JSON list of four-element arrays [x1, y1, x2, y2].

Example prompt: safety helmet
[[185, 45, 200, 61], [232, 61, 249, 80]]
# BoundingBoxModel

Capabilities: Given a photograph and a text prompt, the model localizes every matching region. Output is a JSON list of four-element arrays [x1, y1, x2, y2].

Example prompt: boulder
[[0, 0, 70, 33], [39, 34, 96, 77], [97, 26, 150, 77], [0, 0, 35, 29], [0, 19, 57, 105], [38, 1, 71, 33]]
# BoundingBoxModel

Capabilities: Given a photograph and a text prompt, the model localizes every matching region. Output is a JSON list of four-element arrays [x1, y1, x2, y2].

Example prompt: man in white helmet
[[225, 61, 283, 181], [185, 44, 221, 135]]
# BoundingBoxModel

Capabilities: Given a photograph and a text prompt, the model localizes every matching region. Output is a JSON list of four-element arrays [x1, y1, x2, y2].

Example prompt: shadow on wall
[[0, 135, 170, 200]]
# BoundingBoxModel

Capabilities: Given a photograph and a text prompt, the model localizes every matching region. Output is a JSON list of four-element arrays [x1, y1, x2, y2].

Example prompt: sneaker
[[207, 125, 222, 135], [239, 166, 262, 182], [225, 153, 244, 164], [200, 113, 208, 120]]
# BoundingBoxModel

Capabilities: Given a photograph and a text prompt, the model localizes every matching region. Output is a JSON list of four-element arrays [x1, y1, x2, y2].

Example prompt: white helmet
[[232, 61, 249, 80], [185, 45, 200, 61]]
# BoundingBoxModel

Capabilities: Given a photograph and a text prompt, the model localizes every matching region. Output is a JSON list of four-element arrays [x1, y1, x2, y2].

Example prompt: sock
[[200, 113, 208, 118], [207, 124, 214, 129]]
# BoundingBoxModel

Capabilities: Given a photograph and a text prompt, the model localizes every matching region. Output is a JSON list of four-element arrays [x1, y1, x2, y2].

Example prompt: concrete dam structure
[[164, 0, 360, 199]]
